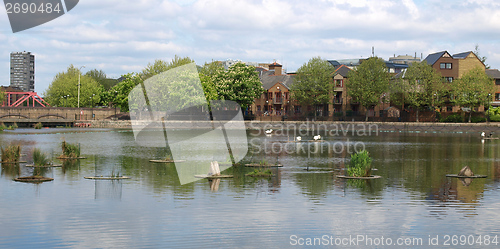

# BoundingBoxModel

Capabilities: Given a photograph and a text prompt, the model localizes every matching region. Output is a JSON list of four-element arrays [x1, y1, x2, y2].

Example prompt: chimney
[[269, 61, 282, 75]]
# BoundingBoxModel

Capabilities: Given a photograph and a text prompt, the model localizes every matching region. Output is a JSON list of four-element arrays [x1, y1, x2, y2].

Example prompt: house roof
[[486, 69, 500, 79], [452, 51, 473, 59], [423, 51, 449, 66], [333, 65, 351, 77], [259, 70, 294, 90], [269, 62, 282, 67]]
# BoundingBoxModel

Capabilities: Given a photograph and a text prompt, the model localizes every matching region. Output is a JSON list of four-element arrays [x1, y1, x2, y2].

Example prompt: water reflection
[[1, 129, 500, 247]]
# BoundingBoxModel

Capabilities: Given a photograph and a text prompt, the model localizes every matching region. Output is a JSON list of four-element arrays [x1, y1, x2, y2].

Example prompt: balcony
[[333, 98, 343, 105], [334, 86, 343, 91], [273, 98, 283, 104]]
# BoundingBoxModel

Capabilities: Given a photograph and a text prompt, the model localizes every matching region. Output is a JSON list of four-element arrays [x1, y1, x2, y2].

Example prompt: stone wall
[[0, 107, 119, 121]]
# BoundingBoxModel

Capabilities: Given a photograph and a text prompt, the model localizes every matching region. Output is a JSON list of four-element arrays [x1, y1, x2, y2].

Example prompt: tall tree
[[391, 62, 445, 122], [290, 57, 334, 118], [85, 69, 118, 91], [141, 55, 194, 80], [44, 65, 103, 107], [211, 62, 264, 110], [199, 61, 223, 104], [474, 44, 490, 69], [111, 73, 143, 112], [0, 88, 5, 105], [347, 57, 390, 121], [451, 67, 495, 122]]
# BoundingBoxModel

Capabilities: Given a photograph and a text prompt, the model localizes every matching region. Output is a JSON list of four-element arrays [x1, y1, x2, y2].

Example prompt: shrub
[[441, 114, 463, 123], [490, 115, 500, 122], [471, 116, 486, 123], [347, 150, 373, 177], [33, 148, 49, 166], [61, 141, 80, 158], [1, 145, 21, 162], [34, 122, 43, 129]]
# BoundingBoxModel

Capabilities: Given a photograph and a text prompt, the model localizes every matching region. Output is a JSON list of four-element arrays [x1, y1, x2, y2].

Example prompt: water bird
[[265, 129, 273, 134], [296, 136, 302, 141], [313, 135, 322, 141], [481, 132, 485, 138]]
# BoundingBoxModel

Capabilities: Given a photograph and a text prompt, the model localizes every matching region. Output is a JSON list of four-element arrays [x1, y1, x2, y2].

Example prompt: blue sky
[[1, 0, 500, 94]]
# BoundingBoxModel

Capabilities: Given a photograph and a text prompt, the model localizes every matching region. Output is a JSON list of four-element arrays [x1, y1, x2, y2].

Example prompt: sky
[[1, 0, 500, 94]]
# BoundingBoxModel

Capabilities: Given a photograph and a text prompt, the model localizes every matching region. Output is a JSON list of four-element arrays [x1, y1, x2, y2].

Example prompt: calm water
[[1, 128, 500, 248]]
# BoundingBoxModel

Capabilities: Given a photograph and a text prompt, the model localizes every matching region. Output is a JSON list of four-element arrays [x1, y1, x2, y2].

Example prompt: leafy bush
[[34, 122, 43, 129], [0, 123, 5, 132], [348, 150, 373, 177], [6, 122, 18, 130], [33, 148, 49, 166], [471, 116, 486, 123], [1, 145, 21, 162], [61, 141, 80, 158], [441, 114, 463, 123], [490, 115, 500, 122]]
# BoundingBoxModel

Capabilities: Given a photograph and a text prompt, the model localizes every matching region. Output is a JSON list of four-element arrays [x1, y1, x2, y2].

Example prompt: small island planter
[[336, 175, 382, 179]]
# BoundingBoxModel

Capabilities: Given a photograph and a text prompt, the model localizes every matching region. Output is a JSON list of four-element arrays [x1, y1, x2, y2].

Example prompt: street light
[[78, 65, 85, 108], [487, 93, 492, 123]]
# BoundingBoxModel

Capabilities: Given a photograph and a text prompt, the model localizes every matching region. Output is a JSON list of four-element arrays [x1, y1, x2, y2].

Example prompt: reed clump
[[1, 145, 21, 163]]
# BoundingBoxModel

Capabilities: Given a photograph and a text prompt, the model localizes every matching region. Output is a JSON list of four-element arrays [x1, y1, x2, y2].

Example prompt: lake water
[[0, 128, 499, 248]]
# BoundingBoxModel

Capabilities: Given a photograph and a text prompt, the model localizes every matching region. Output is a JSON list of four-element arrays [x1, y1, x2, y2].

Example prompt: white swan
[[481, 132, 485, 137], [296, 136, 302, 141], [265, 129, 273, 134], [313, 135, 322, 141]]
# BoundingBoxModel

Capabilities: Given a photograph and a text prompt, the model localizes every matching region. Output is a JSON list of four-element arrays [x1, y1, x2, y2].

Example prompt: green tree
[[451, 67, 495, 122], [85, 69, 118, 91], [290, 57, 334, 118], [199, 61, 223, 104], [111, 73, 143, 112], [141, 55, 194, 80], [211, 62, 264, 110], [474, 44, 490, 69], [0, 88, 5, 105], [391, 62, 445, 122], [44, 65, 103, 107], [347, 57, 390, 121]]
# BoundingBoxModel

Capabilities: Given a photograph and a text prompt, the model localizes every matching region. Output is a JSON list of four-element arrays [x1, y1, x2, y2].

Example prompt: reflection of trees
[[1, 163, 21, 178]]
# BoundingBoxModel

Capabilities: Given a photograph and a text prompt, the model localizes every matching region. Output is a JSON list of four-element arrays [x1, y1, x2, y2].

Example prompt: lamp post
[[78, 65, 85, 108], [487, 93, 491, 123], [90, 94, 95, 120]]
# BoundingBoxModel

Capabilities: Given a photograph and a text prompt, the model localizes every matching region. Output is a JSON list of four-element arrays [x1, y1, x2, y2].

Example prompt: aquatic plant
[[33, 148, 49, 166], [347, 150, 373, 177], [259, 159, 268, 166], [6, 122, 18, 130], [61, 141, 80, 158], [246, 169, 272, 177], [34, 122, 43, 129], [1, 145, 21, 162]]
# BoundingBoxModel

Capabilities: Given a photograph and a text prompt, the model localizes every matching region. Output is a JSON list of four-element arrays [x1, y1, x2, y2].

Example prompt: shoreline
[[82, 120, 500, 133]]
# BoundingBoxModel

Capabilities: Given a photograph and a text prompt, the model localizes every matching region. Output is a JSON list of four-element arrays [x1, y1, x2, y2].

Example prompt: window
[[443, 77, 453, 83], [440, 63, 452, 69], [257, 105, 261, 111], [267, 92, 273, 99], [495, 93, 500, 101], [334, 79, 343, 88], [496, 79, 500, 85]]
